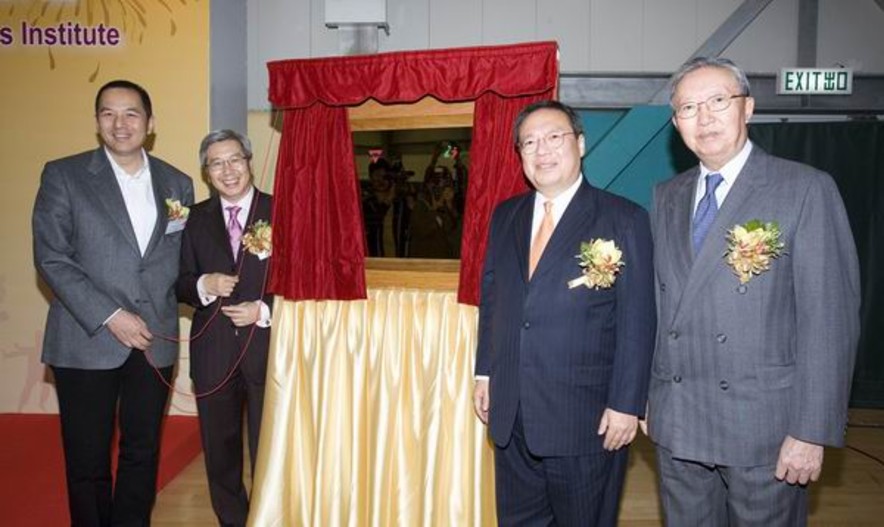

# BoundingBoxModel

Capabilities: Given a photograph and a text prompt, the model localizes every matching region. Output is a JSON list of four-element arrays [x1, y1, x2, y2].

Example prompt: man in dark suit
[[33, 80, 194, 525], [176, 129, 272, 527], [647, 57, 860, 526], [473, 100, 656, 526]]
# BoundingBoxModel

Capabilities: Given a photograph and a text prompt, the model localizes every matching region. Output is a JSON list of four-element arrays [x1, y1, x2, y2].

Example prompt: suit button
[[737, 285, 748, 294], [660, 283, 667, 292], [716, 333, 727, 343], [669, 330, 679, 340], [673, 375, 682, 383], [523, 322, 530, 329], [719, 380, 729, 390]]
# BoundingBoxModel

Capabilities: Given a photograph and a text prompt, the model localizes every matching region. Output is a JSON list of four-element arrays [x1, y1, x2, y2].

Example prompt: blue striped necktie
[[692, 173, 724, 254]]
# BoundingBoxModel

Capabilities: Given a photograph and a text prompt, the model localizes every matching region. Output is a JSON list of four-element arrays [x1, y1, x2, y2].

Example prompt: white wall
[[247, 0, 884, 109]]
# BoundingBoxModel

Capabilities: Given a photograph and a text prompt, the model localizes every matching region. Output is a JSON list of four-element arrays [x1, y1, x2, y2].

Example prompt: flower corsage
[[724, 220, 785, 284], [165, 198, 190, 221], [242, 220, 272, 260], [568, 239, 624, 290]]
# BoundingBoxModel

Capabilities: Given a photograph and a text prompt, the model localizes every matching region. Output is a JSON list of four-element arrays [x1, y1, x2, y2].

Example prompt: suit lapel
[[661, 169, 699, 311], [143, 157, 172, 259], [675, 148, 773, 320], [511, 194, 534, 284], [244, 189, 269, 226], [206, 196, 237, 264], [255, 190, 273, 223], [85, 148, 141, 256], [240, 191, 273, 268]]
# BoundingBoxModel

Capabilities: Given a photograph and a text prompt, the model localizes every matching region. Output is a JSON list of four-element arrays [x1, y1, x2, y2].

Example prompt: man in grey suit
[[33, 80, 194, 526], [647, 57, 860, 525]]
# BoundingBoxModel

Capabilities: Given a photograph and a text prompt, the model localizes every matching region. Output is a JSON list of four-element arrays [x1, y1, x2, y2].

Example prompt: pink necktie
[[529, 201, 554, 278], [226, 205, 243, 260]]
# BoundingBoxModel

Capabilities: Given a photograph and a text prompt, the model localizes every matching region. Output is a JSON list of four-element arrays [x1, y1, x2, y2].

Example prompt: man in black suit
[[176, 129, 273, 527], [473, 100, 656, 526], [33, 80, 194, 525]]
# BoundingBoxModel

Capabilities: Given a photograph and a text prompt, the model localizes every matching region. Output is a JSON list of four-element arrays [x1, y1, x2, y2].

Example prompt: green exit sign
[[778, 68, 853, 95]]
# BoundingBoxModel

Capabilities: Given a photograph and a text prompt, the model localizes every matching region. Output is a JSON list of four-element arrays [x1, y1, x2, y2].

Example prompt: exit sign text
[[778, 68, 853, 95]]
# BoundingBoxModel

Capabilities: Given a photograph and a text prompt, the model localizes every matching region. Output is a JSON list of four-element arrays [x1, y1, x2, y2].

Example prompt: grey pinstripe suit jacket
[[33, 148, 194, 369], [648, 145, 860, 467]]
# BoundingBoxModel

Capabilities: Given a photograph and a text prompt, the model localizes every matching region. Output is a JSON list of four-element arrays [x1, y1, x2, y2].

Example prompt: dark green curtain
[[749, 121, 884, 408]]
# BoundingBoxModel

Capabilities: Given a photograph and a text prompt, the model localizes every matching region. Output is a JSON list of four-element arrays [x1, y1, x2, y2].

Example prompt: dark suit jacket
[[176, 190, 273, 390], [475, 179, 656, 456], [648, 146, 861, 467], [33, 148, 194, 369]]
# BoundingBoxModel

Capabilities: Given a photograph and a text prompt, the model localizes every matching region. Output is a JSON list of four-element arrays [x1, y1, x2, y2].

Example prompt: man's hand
[[203, 273, 239, 297], [775, 435, 824, 485], [221, 301, 260, 327], [473, 379, 490, 424], [106, 310, 153, 350], [639, 402, 649, 436], [597, 408, 638, 451]]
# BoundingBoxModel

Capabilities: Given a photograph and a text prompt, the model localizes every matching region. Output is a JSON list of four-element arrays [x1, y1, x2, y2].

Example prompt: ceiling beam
[[649, 0, 776, 103], [561, 73, 884, 115], [797, 0, 819, 67]]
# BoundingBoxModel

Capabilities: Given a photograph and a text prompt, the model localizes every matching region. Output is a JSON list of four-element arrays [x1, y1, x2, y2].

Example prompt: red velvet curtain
[[269, 105, 366, 299], [267, 41, 558, 303]]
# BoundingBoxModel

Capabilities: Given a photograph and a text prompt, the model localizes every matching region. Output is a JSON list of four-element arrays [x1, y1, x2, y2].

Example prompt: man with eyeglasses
[[176, 129, 273, 527], [473, 100, 656, 526], [646, 57, 860, 526]]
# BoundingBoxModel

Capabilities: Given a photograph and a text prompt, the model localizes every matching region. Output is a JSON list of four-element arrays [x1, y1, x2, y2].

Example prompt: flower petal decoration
[[568, 238, 624, 289], [242, 220, 272, 259], [165, 198, 190, 221], [724, 220, 785, 283]]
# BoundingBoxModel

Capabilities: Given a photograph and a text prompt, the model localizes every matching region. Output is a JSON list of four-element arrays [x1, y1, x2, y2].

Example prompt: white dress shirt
[[107, 148, 156, 256]]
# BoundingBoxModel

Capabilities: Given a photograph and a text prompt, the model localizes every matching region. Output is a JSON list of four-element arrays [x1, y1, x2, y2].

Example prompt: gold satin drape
[[249, 288, 496, 526]]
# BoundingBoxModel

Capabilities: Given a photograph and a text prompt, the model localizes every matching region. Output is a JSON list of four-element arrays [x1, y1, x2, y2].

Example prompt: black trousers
[[53, 351, 173, 527], [195, 369, 265, 527]]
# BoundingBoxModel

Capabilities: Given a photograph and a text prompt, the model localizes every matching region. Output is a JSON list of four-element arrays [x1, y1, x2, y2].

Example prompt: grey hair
[[199, 129, 253, 168], [668, 57, 751, 104]]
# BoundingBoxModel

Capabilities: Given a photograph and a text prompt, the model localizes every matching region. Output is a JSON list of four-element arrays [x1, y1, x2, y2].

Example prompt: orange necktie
[[529, 201, 554, 278]]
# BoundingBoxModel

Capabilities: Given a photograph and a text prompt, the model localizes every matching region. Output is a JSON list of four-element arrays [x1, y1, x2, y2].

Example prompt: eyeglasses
[[206, 154, 248, 173], [673, 94, 748, 120], [517, 131, 576, 155]]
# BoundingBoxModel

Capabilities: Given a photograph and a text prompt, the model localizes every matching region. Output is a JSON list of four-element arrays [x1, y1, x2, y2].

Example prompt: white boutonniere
[[242, 220, 272, 260], [724, 220, 785, 284], [568, 239, 624, 289]]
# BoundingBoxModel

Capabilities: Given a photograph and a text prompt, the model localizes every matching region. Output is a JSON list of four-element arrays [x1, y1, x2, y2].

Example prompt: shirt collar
[[220, 185, 255, 210], [534, 174, 583, 218], [699, 140, 753, 188], [105, 147, 150, 180]]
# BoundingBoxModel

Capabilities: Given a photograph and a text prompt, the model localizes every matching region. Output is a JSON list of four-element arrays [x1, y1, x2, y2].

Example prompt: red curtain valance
[[268, 41, 558, 108], [267, 41, 558, 304]]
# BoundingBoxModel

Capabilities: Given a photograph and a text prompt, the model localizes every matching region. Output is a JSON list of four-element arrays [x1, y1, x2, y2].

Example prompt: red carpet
[[0, 413, 201, 526]]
